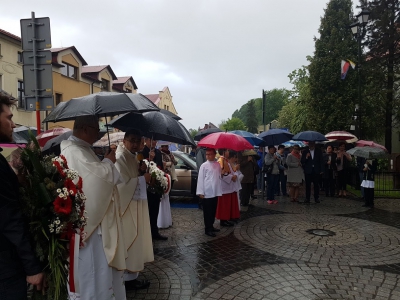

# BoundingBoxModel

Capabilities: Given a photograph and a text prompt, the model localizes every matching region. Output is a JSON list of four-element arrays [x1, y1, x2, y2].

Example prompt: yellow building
[[145, 86, 178, 115]]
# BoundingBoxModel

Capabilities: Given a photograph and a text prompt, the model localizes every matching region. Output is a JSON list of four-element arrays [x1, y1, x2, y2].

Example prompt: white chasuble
[[61, 139, 127, 270], [115, 145, 154, 272]]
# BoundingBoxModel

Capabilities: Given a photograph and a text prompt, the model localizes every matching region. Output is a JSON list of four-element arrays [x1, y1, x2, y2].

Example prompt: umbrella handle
[[104, 114, 111, 147]]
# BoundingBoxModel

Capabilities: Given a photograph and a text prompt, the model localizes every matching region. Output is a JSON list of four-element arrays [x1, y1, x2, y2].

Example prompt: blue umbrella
[[258, 129, 293, 146], [292, 131, 328, 142], [229, 130, 265, 146], [282, 140, 307, 148]]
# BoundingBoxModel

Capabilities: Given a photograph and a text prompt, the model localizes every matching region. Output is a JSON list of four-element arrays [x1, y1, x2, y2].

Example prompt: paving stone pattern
[[127, 196, 400, 299]]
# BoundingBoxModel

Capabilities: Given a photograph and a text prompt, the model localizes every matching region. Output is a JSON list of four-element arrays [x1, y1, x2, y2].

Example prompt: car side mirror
[[179, 164, 190, 170]]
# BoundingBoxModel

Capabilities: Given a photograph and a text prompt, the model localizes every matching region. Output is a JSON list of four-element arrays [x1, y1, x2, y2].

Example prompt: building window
[[18, 80, 25, 108], [55, 93, 62, 106], [60, 62, 77, 79], [17, 51, 23, 63], [101, 79, 109, 91]]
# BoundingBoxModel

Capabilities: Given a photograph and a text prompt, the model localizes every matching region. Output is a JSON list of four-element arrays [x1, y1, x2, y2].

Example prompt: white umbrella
[[346, 146, 387, 159]]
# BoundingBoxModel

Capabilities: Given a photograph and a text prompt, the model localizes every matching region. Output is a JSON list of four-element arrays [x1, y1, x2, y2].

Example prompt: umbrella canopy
[[197, 132, 253, 152], [325, 131, 358, 142], [292, 131, 328, 142], [41, 131, 73, 156], [12, 132, 28, 144], [160, 109, 181, 120], [93, 132, 125, 147], [356, 140, 387, 152], [346, 146, 387, 159], [109, 111, 195, 146], [14, 126, 37, 140], [194, 127, 222, 141], [229, 130, 265, 146], [258, 129, 293, 146], [282, 140, 307, 148], [36, 128, 72, 147], [42, 92, 159, 123]]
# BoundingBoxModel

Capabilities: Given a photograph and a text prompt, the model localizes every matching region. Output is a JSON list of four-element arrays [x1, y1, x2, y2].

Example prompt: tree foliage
[[278, 66, 312, 134], [307, 0, 359, 134], [245, 100, 259, 133], [220, 117, 246, 131], [188, 128, 199, 138], [363, 0, 400, 152]]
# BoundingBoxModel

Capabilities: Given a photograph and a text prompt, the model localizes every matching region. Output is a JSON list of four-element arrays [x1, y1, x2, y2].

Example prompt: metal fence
[[348, 167, 400, 193]]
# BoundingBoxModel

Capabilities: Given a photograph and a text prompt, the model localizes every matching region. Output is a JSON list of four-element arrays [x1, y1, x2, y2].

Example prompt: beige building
[[145, 86, 178, 114]]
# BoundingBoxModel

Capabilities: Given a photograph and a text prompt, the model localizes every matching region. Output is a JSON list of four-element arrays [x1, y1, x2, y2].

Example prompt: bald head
[[72, 116, 100, 144]]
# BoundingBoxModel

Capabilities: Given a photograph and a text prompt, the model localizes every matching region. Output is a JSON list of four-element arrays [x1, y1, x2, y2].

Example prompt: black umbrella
[[109, 111, 195, 146], [42, 92, 159, 123], [41, 131, 73, 156], [194, 127, 222, 141], [160, 109, 181, 120], [292, 131, 328, 142], [258, 129, 293, 146]]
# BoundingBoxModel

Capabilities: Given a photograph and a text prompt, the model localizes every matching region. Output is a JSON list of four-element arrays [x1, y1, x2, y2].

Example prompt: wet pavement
[[127, 195, 400, 299]]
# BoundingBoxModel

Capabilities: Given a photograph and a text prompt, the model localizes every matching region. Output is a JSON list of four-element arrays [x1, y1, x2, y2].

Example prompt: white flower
[[49, 228, 54, 233], [55, 220, 60, 225], [63, 187, 68, 192], [59, 193, 64, 198], [57, 188, 61, 193]]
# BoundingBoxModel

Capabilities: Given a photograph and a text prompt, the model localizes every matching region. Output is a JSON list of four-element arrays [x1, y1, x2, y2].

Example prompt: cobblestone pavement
[[127, 195, 400, 299]]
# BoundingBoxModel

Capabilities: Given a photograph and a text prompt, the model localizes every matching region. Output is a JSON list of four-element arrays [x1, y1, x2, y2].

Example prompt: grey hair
[[73, 115, 99, 132]]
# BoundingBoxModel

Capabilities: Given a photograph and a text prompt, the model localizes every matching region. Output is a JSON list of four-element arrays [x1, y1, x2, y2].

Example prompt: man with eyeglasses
[[61, 115, 127, 300]]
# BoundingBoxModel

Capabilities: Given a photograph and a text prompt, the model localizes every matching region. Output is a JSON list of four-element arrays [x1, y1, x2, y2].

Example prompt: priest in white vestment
[[61, 116, 127, 300], [196, 148, 222, 237], [115, 131, 154, 291]]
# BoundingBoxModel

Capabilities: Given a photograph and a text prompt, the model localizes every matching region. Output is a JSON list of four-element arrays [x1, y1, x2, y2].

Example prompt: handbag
[[262, 163, 273, 174]]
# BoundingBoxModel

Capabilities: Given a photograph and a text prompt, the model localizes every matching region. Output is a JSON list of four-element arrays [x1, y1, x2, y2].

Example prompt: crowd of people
[[196, 140, 377, 237]]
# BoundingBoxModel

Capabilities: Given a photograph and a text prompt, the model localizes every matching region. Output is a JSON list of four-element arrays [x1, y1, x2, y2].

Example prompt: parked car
[[171, 151, 198, 197]]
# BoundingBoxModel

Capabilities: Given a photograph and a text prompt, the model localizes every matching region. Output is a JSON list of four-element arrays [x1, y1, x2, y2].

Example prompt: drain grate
[[306, 229, 336, 237]]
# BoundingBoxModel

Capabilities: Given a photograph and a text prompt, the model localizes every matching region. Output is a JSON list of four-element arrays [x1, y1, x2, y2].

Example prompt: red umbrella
[[198, 132, 253, 151], [356, 140, 387, 152], [325, 131, 358, 142], [36, 128, 72, 147]]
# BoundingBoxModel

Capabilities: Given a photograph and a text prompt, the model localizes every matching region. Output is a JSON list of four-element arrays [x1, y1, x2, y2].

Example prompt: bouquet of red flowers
[[19, 135, 87, 300]]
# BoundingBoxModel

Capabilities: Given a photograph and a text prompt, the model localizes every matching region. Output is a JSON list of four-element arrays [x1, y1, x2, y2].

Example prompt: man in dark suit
[[301, 142, 325, 203], [0, 95, 44, 299], [142, 138, 168, 240]]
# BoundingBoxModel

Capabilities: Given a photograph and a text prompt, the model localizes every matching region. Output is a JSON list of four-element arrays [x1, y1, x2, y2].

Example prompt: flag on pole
[[348, 59, 356, 69], [341, 60, 350, 79]]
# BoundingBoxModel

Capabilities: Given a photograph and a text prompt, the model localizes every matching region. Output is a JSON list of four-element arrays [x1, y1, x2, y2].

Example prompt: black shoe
[[152, 234, 168, 240], [205, 231, 216, 237], [211, 227, 220, 232], [315, 199, 320, 203], [220, 221, 234, 227], [362, 204, 370, 207], [125, 279, 150, 291]]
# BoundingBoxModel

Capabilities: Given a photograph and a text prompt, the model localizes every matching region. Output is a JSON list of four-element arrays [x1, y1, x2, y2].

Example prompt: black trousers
[[241, 183, 253, 205], [324, 169, 336, 196], [0, 273, 27, 300], [305, 172, 320, 201], [147, 191, 161, 237], [337, 170, 347, 190], [203, 197, 218, 233], [364, 187, 374, 207]]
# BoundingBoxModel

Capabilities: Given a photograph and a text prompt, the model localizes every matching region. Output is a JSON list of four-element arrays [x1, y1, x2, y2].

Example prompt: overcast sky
[[1, 1, 352, 131]]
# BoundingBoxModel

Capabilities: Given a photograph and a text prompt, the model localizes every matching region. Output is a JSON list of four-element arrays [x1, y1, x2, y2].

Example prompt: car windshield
[[174, 151, 196, 169]]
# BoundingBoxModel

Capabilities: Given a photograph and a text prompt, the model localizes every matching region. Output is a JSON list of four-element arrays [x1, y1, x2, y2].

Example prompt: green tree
[[220, 117, 246, 131], [246, 100, 259, 133], [188, 128, 198, 138], [307, 0, 359, 133], [262, 89, 289, 125], [278, 66, 312, 133], [363, 0, 400, 152]]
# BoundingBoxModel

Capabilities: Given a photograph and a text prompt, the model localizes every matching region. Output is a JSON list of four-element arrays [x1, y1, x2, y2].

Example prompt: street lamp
[[349, 8, 370, 140]]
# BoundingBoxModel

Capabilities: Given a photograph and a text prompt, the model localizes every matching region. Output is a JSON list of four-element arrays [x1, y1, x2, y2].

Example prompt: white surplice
[[157, 193, 172, 228], [196, 160, 222, 198], [61, 137, 127, 300], [115, 145, 154, 273]]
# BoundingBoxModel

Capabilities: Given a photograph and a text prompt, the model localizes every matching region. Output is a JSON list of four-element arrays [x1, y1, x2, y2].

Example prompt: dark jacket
[[363, 159, 377, 181], [240, 157, 255, 183], [301, 147, 324, 175], [323, 152, 337, 176], [0, 149, 42, 280], [142, 145, 164, 171]]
